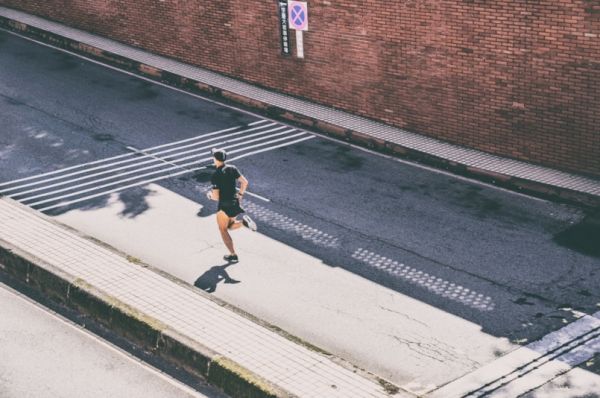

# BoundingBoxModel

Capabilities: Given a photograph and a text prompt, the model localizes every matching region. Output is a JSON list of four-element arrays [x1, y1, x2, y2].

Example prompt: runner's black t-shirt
[[210, 165, 240, 203]]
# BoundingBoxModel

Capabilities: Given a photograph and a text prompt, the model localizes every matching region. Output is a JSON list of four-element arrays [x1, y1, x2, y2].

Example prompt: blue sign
[[288, 1, 308, 31]]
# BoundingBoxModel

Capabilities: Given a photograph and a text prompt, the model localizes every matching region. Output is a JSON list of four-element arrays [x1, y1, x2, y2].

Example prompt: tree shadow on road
[[42, 186, 153, 218], [553, 210, 600, 258]]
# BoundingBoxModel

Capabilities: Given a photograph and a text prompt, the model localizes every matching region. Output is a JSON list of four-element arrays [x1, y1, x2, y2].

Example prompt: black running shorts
[[218, 199, 245, 218]]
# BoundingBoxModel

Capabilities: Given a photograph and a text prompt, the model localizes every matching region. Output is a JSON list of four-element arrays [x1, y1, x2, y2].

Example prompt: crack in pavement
[[391, 335, 456, 364], [391, 334, 481, 369], [378, 305, 430, 328]]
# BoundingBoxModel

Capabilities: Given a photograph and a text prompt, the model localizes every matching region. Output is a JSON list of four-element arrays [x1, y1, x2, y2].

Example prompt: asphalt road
[[1, 29, 599, 393], [0, 281, 227, 398]]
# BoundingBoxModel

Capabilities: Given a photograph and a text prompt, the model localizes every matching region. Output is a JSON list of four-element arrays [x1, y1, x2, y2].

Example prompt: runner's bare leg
[[228, 217, 243, 230], [217, 211, 236, 255]]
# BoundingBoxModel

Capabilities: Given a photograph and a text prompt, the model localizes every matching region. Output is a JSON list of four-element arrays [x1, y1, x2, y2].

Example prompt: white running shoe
[[242, 215, 257, 232]]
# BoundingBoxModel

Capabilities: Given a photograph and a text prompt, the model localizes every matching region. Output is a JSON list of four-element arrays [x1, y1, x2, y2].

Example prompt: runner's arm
[[237, 175, 248, 197], [208, 188, 219, 201], [209, 173, 219, 201]]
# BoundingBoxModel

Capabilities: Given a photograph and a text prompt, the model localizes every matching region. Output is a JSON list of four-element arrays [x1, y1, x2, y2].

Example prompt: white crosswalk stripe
[[0, 120, 270, 189], [2, 121, 279, 194], [28, 131, 308, 207], [11, 125, 292, 201], [0, 120, 314, 212]]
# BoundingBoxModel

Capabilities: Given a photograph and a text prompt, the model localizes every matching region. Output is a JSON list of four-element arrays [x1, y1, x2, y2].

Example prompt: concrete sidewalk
[[0, 197, 400, 398], [0, 6, 599, 208]]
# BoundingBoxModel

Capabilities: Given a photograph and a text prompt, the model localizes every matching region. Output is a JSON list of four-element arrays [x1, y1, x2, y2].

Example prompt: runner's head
[[211, 148, 227, 167]]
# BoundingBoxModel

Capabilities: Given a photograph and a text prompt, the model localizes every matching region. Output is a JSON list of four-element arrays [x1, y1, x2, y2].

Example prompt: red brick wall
[[2, 0, 599, 176]]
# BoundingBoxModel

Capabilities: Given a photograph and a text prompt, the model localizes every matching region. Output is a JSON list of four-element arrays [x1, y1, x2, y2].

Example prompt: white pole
[[296, 30, 304, 59]]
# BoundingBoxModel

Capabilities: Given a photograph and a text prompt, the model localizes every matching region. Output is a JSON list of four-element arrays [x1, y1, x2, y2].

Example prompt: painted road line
[[431, 311, 600, 398], [352, 248, 495, 311], [126, 146, 184, 169], [37, 135, 313, 212], [1, 122, 279, 194], [138, 123, 278, 157], [1, 121, 273, 193], [127, 146, 271, 203], [24, 130, 306, 206], [0, 121, 268, 188], [243, 191, 271, 202], [10, 125, 290, 199], [19, 129, 300, 203]]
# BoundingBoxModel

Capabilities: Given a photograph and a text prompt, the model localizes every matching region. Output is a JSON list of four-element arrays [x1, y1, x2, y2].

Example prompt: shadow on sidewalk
[[194, 263, 240, 293], [43, 186, 153, 218]]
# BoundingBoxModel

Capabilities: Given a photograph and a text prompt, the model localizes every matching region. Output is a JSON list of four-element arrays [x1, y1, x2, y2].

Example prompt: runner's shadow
[[194, 263, 240, 293]]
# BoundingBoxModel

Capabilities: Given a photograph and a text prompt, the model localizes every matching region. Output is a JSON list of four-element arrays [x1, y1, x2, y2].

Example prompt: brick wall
[[2, 0, 599, 176]]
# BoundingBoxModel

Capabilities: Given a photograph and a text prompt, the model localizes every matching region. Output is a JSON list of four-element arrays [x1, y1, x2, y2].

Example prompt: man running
[[206, 148, 257, 263]]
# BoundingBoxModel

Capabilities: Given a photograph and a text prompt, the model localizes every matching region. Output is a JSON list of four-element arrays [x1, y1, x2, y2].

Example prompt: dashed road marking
[[352, 248, 495, 311], [244, 201, 339, 248]]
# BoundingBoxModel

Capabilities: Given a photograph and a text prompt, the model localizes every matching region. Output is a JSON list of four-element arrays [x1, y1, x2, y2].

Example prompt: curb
[[0, 13, 598, 209], [0, 240, 288, 398]]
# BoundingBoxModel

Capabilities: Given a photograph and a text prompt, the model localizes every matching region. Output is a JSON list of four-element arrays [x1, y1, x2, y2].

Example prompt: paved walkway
[[0, 6, 599, 204], [0, 197, 396, 397]]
